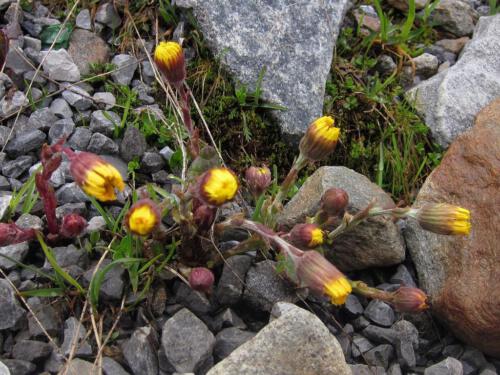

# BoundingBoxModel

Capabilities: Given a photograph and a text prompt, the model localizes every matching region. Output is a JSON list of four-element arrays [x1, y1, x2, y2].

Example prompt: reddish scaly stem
[[0, 223, 36, 246], [178, 84, 200, 158]]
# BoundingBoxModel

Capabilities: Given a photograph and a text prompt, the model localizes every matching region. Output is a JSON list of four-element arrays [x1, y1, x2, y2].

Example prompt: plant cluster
[[0, 39, 472, 314]]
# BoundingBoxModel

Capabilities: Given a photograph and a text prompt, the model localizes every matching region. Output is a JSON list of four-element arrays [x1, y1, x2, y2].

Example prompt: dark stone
[[351, 334, 375, 358], [102, 357, 131, 375], [139, 152, 165, 173], [61, 317, 93, 357], [212, 308, 247, 332], [213, 327, 255, 361], [83, 259, 125, 301], [364, 344, 394, 369], [364, 300, 396, 327], [175, 282, 211, 315], [215, 255, 252, 306], [67, 127, 92, 151], [349, 364, 386, 375], [443, 344, 464, 358], [390, 264, 417, 287], [87, 133, 119, 155], [352, 316, 371, 331], [28, 108, 57, 132], [56, 182, 90, 204], [0, 279, 26, 330], [89, 110, 121, 137], [12, 340, 52, 362], [27, 298, 61, 337], [1, 156, 34, 178], [2, 359, 36, 375], [424, 357, 463, 375], [343, 294, 364, 317], [120, 126, 147, 162], [48, 118, 75, 143], [122, 326, 159, 375]]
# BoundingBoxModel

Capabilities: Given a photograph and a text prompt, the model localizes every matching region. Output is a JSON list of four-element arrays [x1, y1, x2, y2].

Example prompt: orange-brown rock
[[405, 98, 500, 357]]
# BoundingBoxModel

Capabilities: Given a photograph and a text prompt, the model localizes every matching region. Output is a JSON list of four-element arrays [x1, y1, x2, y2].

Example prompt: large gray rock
[[41, 49, 80, 82], [406, 15, 500, 147], [207, 303, 351, 375], [0, 278, 26, 330], [176, 0, 350, 139], [161, 308, 215, 373], [429, 0, 477, 37], [278, 166, 405, 271]]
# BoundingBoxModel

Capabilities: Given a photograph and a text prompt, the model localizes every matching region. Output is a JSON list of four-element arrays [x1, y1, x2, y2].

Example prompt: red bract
[[60, 214, 87, 238], [188, 267, 215, 293]]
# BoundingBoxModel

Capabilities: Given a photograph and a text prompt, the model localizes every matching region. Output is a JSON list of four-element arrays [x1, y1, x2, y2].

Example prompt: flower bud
[[299, 116, 340, 161], [154, 41, 186, 86], [193, 204, 217, 231], [321, 188, 349, 217], [60, 214, 87, 238], [0, 223, 36, 246], [245, 166, 272, 198], [188, 267, 215, 293], [389, 286, 429, 313], [296, 250, 352, 305], [197, 167, 239, 207], [67, 151, 125, 202], [125, 199, 161, 236], [411, 203, 471, 235], [289, 223, 325, 248]]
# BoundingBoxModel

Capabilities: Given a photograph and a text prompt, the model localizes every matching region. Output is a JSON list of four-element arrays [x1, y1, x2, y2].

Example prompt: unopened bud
[[154, 41, 186, 86], [321, 188, 349, 217], [60, 214, 87, 238], [409, 203, 471, 235], [296, 251, 351, 305], [245, 166, 272, 198], [389, 286, 429, 313], [289, 223, 325, 248], [193, 204, 217, 231], [299, 116, 340, 161], [188, 267, 215, 293]]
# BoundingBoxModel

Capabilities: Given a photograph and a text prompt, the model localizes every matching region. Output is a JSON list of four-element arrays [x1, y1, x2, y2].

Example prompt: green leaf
[[36, 233, 84, 294], [20, 288, 64, 298], [40, 24, 73, 49]]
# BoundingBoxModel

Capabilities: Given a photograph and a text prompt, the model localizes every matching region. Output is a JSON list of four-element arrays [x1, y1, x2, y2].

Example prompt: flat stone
[[436, 37, 471, 54], [56, 182, 90, 204], [75, 9, 92, 30], [161, 308, 215, 373], [278, 166, 405, 270], [27, 297, 61, 337], [351, 334, 375, 358], [213, 327, 256, 361], [175, 282, 211, 315], [28, 108, 58, 132], [2, 359, 35, 375], [93, 92, 116, 110], [362, 325, 399, 345], [41, 49, 80, 82], [110, 54, 138, 86], [242, 260, 298, 312], [67, 127, 92, 151], [61, 317, 92, 357], [404, 98, 500, 357], [406, 15, 500, 147], [50, 98, 73, 119], [2, 156, 35, 178], [5, 130, 46, 158], [177, 0, 350, 139], [60, 358, 97, 375], [425, 357, 463, 375], [42, 244, 88, 271], [48, 118, 75, 143], [215, 254, 252, 306], [364, 344, 394, 369], [87, 133, 119, 155], [102, 357, 130, 375], [412, 53, 439, 78], [0, 278, 26, 330], [122, 326, 158, 375], [12, 340, 52, 362], [0, 242, 29, 271], [95, 3, 122, 29], [140, 152, 165, 173], [120, 126, 147, 162], [390, 264, 417, 287], [83, 259, 125, 301], [364, 300, 396, 327], [68, 29, 110, 76], [343, 294, 364, 317], [207, 303, 351, 375], [0, 194, 12, 220], [89, 110, 121, 137], [62, 86, 93, 111]]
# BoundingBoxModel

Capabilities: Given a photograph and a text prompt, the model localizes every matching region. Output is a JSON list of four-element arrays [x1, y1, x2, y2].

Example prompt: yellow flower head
[[296, 250, 352, 306], [299, 116, 340, 161], [324, 277, 352, 306], [414, 203, 471, 235], [198, 167, 239, 206], [154, 41, 186, 85], [126, 199, 160, 236], [289, 223, 324, 248], [69, 152, 125, 202]]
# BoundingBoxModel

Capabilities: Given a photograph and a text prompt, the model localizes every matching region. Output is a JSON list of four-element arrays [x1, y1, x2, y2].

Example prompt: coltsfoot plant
[[0, 40, 472, 313]]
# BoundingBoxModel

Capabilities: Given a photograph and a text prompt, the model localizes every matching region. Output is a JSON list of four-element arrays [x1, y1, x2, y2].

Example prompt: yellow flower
[[324, 277, 352, 305], [198, 167, 239, 206], [296, 251, 352, 306], [413, 203, 471, 235], [126, 199, 160, 236], [289, 223, 325, 248], [154, 41, 186, 86], [299, 116, 340, 161], [68, 152, 125, 202]]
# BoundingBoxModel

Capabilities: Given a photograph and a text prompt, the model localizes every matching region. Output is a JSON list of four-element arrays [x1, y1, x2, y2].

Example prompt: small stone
[[352, 316, 371, 331], [461, 346, 487, 369], [62, 86, 92, 111], [2, 156, 35, 178], [213, 328, 256, 361], [353, 5, 381, 32], [23, 36, 41, 51], [349, 364, 386, 375], [0, 278, 26, 330], [90, 110, 121, 137], [141, 61, 155, 84], [343, 294, 364, 317], [122, 326, 158, 375], [388, 363, 403, 375], [5, 47, 33, 81], [140, 152, 165, 173], [28, 108, 58, 132], [12, 340, 52, 362], [430, 0, 477, 37], [16, 213, 43, 230], [152, 170, 170, 185], [27, 298, 60, 337], [102, 357, 130, 375], [0, 242, 30, 271], [425, 357, 463, 375], [2, 359, 36, 375], [377, 54, 397, 76], [50, 98, 73, 119], [175, 282, 211, 315], [364, 300, 396, 327], [412, 53, 439, 78], [443, 344, 465, 358], [56, 203, 87, 219], [93, 92, 116, 109], [56, 182, 90, 204], [61, 317, 93, 357], [162, 308, 215, 373], [83, 259, 125, 300], [62, 358, 96, 375], [213, 308, 247, 331], [67, 127, 92, 151], [390, 264, 417, 287], [395, 336, 416, 368], [0, 91, 28, 116], [111, 54, 138, 86], [159, 145, 175, 162], [362, 325, 398, 345], [215, 255, 252, 306], [351, 334, 375, 358], [387, 0, 427, 11], [0, 176, 9, 190], [95, 3, 122, 29], [479, 364, 498, 375], [42, 244, 89, 271], [0, 361, 9, 375], [48, 119, 75, 143], [41, 49, 80, 82], [87, 133, 119, 154], [68, 29, 111, 76], [120, 126, 147, 162], [436, 37, 470, 54], [85, 216, 107, 233], [364, 344, 394, 369], [5, 130, 46, 158], [75, 9, 92, 30], [0, 194, 12, 219]]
